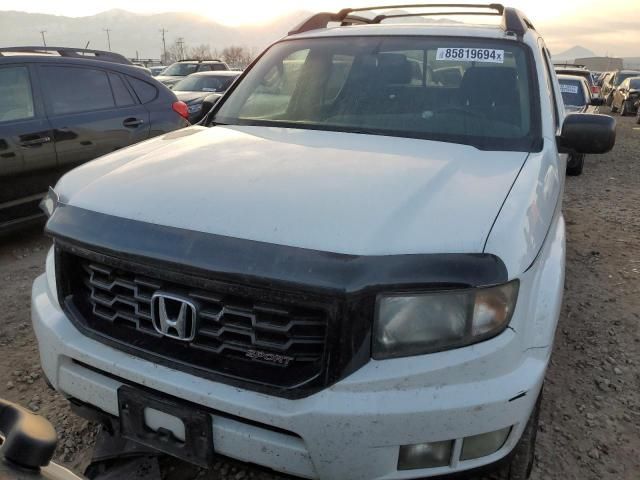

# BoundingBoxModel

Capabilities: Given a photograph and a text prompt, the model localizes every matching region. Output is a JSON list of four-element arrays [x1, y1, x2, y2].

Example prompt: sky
[[1, 0, 638, 56]]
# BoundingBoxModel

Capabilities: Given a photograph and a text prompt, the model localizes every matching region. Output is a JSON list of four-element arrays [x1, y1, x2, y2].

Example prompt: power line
[[159, 28, 168, 63], [103, 28, 111, 51], [39, 30, 47, 47]]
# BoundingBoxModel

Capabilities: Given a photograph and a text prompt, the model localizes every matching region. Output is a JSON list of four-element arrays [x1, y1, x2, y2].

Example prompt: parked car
[[131, 62, 152, 75], [155, 59, 230, 87], [172, 71, 242, 122], [554, 64, 600, 97], [0, 46, 190, 233], [150, 65, 167, 76], [33, 5, 615, 480], [557, 74, 604, 176], [601, 69, 640, 106], [610, 76, 640, 116]]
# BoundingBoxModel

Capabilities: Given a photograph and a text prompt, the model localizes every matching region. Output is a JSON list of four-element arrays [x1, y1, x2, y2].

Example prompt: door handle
[[123, 118, 144, 128], [19, 136, 51, 147]]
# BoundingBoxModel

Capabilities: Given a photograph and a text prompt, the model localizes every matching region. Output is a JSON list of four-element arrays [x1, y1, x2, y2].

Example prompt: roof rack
[[0, 46, 132, 65], [289, 3, 535, 38], [179, 58, 225, 62]]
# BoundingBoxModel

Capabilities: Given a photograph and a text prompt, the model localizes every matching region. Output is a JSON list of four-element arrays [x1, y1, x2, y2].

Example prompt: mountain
[[0, 9, 312, 60], [552, 45, 597, 61]]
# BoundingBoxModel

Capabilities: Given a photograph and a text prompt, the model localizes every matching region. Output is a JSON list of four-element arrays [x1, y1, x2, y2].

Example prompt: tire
[[610, 99, 618, 113], [620, 100, 629, 116], [567, 154, 585, 176], [495, 392, 542, 480], [606, 93, 614, 106]]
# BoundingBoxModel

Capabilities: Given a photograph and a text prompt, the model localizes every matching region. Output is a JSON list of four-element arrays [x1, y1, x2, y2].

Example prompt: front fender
[[484, 139, 562, 278]]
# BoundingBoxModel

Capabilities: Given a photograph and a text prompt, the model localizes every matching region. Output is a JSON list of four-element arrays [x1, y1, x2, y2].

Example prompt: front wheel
[[621, 100, 630, 116], [567, 154, 585, 176], [606, 93, 614, 106], [495, 392, 542, 480]]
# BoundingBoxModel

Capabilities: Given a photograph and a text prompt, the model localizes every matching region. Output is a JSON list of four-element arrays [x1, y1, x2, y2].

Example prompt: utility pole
[[103, 28, 111, 51], [39, 30, 47, 47], [176, 37, 185, 60], [159, 28, 168, 63]]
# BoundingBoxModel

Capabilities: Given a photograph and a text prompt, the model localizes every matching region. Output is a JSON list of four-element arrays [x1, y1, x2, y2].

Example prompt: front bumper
[[32, 272, 548, 480]]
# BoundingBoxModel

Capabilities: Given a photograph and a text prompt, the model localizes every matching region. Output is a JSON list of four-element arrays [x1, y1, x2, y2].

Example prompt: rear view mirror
[[558, 113, 616, 154], [590, 97, 604, 106], [197, 95, 222, 125]]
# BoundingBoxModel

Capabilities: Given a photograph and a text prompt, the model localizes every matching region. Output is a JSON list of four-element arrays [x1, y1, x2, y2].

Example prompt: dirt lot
[[0, 116, 638, 480]]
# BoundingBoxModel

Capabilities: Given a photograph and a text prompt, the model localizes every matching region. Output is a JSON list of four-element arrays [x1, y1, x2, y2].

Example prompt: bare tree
[[162, 39, 187, 64], [221, 46, 254, 69], [188, 44, 213, 60], [161, 42, 255, 68]]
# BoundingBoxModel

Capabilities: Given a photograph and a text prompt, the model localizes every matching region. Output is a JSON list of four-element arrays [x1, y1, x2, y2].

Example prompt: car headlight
[[188, 103, 202, 114], [39, 187, 59, 218], [373, 281, 519, 359]]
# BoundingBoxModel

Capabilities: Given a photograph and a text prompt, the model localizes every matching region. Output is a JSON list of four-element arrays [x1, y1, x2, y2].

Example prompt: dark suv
[[155, 59, 230, 87], [0, 47, 189, 233]]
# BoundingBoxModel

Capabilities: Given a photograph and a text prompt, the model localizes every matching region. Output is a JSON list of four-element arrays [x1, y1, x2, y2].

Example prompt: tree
[[188, 44, 213, 60], [161, 39, 185, 64], [221, 46, 254, 69]]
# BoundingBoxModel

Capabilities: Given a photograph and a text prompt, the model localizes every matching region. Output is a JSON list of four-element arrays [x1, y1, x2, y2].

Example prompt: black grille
[[63, 252, 334, 393]]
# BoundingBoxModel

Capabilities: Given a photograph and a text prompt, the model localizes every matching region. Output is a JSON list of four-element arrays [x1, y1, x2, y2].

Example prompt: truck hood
[[56, 126, 528, 256]]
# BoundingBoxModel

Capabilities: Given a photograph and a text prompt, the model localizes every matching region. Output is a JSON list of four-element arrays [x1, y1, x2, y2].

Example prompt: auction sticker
[[436, 47, 505, 63], [560, 84, 579, 94]]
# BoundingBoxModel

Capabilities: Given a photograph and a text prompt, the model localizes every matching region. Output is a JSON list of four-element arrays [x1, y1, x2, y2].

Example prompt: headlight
[[373, 281, 519, 359], [39, 187, 59, 218], [187, 103, 202, 114]]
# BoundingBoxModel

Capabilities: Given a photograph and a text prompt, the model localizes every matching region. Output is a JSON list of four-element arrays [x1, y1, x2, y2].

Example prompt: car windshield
[[615, 72, 640, 86], [559, 80, 586, 107], [173, 74, 238, 92], [628, 78, 640, 89], [214, 36, 540, 151], [162, 63, 198, 76]]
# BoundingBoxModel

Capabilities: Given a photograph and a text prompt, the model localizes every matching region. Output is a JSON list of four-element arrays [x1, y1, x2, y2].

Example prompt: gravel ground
[[0, 115, 638, 479]]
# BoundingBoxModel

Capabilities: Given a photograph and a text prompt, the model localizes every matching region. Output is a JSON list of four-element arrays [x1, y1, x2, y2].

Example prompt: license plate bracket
[[117, 385, 213, 468]]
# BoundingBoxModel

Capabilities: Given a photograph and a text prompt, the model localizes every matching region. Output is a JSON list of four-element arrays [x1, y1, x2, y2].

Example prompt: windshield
[[615, 72, 640, 86], [214, 36, 540, 151], [173, 74, 239, 92], [559, 80, 586, 107], [628, 78, 640, 89], [162, 63, 198, 76]]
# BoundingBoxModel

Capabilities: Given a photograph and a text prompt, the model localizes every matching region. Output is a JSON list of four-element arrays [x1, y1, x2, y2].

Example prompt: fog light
[[461, 426, 511, 461], [398, 440, 453, 470]]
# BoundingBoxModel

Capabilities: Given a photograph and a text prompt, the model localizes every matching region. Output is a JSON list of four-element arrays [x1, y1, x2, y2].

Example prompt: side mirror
[[591, 97, 604, 106], [197, 94, 222, 125], [0, 399, 57, 469], [557, 113, 616, 154]]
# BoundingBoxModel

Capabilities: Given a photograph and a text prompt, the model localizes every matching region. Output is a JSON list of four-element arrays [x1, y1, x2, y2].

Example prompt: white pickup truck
[[32, 4, 615, 480]]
